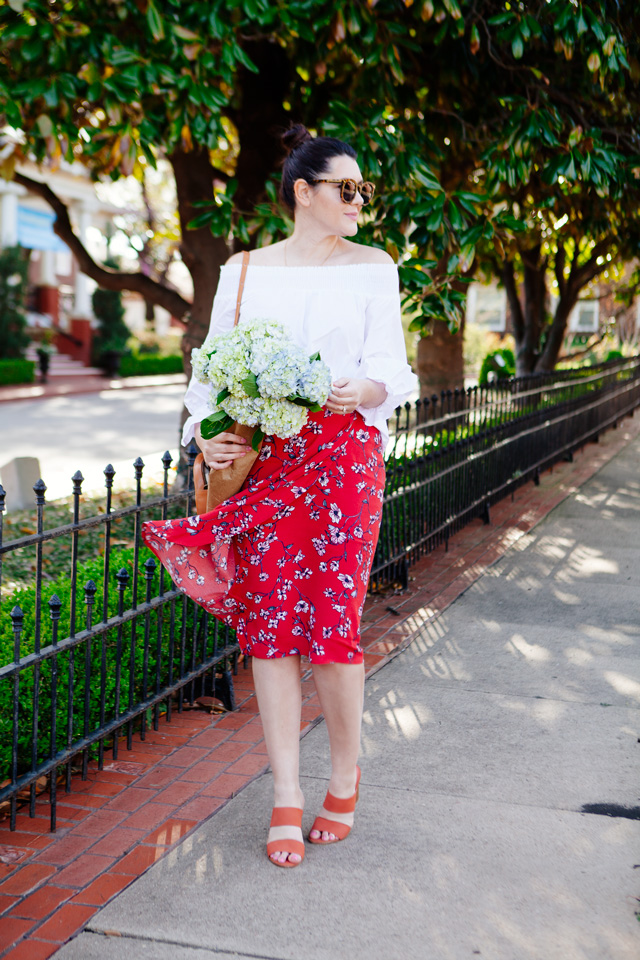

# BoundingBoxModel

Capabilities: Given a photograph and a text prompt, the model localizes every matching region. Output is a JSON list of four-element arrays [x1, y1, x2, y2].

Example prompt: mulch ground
[[1, 410, 639, 959]]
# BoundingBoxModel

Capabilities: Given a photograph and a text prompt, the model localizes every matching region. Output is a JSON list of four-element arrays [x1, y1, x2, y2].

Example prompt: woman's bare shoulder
[[342, 242, 395, 265], [226, 242, 286, 266]]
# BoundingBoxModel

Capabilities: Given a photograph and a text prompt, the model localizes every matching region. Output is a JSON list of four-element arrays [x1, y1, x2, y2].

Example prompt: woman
[[142, 125, 417, 867]]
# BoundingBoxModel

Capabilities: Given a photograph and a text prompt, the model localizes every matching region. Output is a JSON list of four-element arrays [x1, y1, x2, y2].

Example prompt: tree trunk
[[170, 147, 229, 466], [536, 289, 579, 371], [170, 146, 230, 375], [416, 316, 465, 398], [233, 39, 291, 233], [519, 245, 547, 374]]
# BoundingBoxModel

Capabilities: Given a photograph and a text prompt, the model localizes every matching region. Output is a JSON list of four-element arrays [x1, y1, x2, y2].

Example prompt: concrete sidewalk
[[0, 368, 186, 405], [57, 435, 640, 960]]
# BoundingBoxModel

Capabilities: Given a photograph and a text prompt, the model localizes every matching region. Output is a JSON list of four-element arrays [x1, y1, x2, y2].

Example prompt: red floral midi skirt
[[141, 410, 385, 664]]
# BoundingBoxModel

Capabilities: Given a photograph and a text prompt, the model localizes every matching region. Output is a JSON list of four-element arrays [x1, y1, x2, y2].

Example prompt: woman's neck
[[284, 230, 341, 267]]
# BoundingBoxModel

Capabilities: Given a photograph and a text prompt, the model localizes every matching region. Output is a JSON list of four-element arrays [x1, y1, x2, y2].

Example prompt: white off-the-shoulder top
[[182, 262, 418, 447]]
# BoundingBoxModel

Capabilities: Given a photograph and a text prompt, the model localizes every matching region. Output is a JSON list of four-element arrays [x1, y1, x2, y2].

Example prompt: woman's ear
[[293, 178, 312, 208]]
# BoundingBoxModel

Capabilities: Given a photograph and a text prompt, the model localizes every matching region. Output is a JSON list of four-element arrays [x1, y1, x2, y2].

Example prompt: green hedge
[[119, 354, 184, 377], [0, 358, 35, 386], [604, 349, 624, 363], [478, 347, 516, 385], [0, 546, 232, 782]]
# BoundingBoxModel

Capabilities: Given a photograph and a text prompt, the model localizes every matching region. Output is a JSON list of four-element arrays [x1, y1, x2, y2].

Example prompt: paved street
[[54, 432, 640, 960], [0, 384, 185, 502]]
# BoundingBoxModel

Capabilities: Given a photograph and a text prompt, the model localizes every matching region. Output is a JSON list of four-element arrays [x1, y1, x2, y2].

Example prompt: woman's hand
[[195, 424, 250, 471], [327, 377, 387, 414]]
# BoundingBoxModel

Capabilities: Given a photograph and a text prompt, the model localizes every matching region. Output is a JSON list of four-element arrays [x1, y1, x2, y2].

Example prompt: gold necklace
[[284, 237, 338, 267]]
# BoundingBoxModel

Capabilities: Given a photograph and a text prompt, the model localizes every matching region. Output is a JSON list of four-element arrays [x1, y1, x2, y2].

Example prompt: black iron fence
[[0, 454, 239, 832], [373, 355, 640, 586], [1, 354, 639, 832]]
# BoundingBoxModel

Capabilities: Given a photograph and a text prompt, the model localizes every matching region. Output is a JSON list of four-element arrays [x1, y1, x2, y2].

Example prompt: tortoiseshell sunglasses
[[309, 178, 375, 205]]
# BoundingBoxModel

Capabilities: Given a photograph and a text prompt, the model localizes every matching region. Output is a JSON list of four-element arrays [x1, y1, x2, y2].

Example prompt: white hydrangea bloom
[[193, 317, 331, 439], [297, 360, 333, 405], [257, 345, 309, 399], [221, 394, 265, 427], [261, 399, 308, 438]]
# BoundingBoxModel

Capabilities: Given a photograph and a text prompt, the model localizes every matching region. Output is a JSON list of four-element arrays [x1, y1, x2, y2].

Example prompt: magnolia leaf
[[173, 25, 200, 41], [146, 0, 165, 41], [588, 52, 601, 73], [470, 23, 480, 55], [35, 114, 53, 137], [443, 0, 462, 20], [420, 1, 434, 20]]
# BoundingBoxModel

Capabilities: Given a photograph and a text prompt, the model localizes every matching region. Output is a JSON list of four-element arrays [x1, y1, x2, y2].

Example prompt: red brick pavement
[[0, 412, 638, 958]]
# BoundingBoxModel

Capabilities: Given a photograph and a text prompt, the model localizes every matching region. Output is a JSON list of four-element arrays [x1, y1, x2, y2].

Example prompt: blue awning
[[17, 205, 68, 253]]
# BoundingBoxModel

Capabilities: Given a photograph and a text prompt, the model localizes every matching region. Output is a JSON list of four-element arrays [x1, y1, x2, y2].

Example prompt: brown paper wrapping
[[193, 421, 263, 514]]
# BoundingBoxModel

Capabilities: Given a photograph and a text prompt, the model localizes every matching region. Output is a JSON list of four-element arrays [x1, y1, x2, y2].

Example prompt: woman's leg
[[309, 661, 365, 841], [252, 655, 304, 864]]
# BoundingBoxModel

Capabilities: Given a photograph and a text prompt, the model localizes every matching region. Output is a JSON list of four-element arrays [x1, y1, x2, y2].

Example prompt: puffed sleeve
[[181, 281, 236, 446], [355, 267, 418, 426]]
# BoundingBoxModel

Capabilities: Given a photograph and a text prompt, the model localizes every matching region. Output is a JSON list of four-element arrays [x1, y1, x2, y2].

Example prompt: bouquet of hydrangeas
[[191, 318, 332, 451]]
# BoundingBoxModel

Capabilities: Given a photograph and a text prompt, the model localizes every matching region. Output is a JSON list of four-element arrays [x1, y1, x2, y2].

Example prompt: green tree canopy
[[0, 0, 638, 390]]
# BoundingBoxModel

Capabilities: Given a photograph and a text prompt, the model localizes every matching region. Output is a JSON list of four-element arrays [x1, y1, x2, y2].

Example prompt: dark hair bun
[[281, 124, 313, 155], [278, 125, 357, 214]]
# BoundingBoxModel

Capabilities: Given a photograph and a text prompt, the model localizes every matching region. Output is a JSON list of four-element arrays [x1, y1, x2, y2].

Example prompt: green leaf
[[43, 84, 59, 108], [200, 86, 227, 110], [21, 38, 43, 62], [200, 413, 234, 439], [308, 351, 321, 362], [216, 387, 230, 404], [206, 409, 229, 422], [511, 35, 524, 60], [251, 428, 264, 452], [234, 44, 259, 74], [413, 166, 443, 192], [146, 0, 165, 41], [187, 211, 216, 230], [173, 25, 200, 41], [235, 216, 250, 246], [447, 200, 464, 230], [35, 114, 53, 137], [286, 396, 322, 409], [425, 208, 444, 231], [240, 373, 260, 398], [488, 13, 513, 26]]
